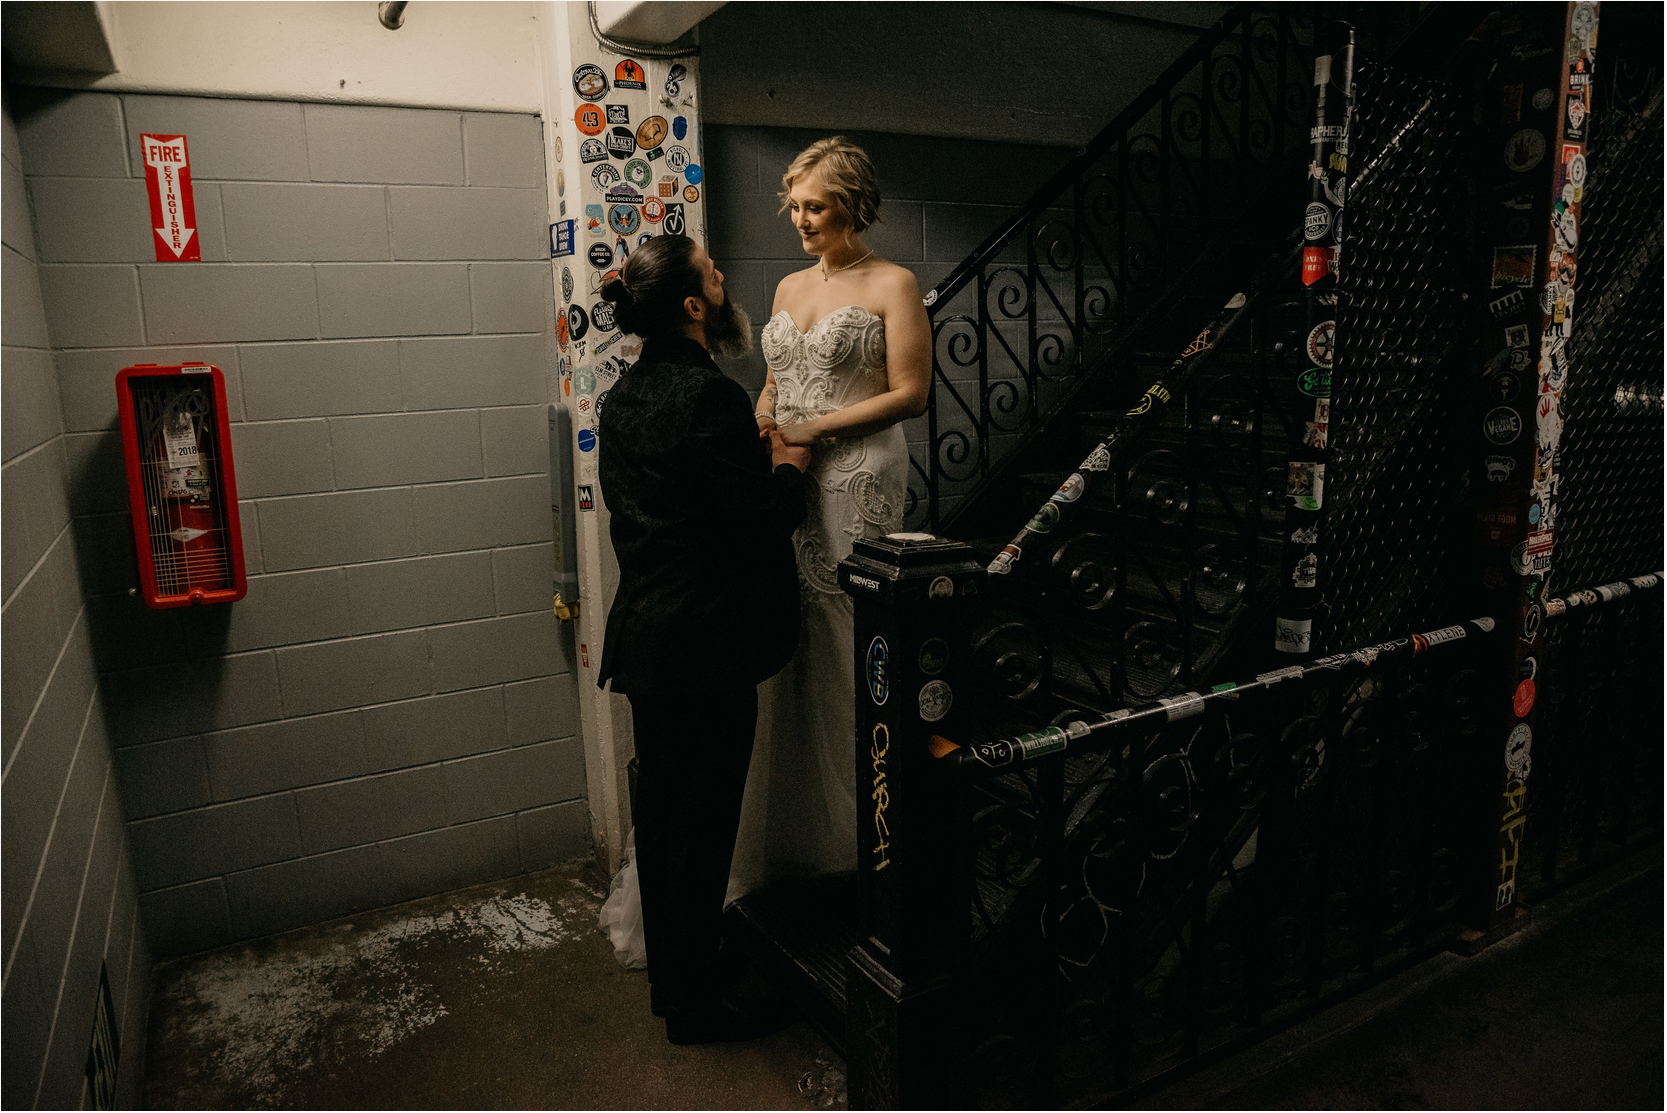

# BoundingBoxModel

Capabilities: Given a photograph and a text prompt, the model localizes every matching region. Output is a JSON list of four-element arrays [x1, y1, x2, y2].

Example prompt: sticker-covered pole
[[1273, 23, 1355, 656], [838, 534, 984, 1109], [1462, 1, 1598, 932]]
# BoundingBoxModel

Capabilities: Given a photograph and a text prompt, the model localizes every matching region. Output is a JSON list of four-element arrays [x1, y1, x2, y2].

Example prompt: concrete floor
[[142, 851, 1660, 1110], [142, 860, 845, 1110], [1143, 854, 1664, 1111]]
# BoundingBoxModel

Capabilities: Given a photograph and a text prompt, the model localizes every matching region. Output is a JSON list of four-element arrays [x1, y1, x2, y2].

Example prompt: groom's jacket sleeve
[[683, 375, 806, 539]]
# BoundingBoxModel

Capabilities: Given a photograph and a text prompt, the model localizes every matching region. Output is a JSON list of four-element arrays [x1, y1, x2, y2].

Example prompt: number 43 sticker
[[664, 203, 685, 235]]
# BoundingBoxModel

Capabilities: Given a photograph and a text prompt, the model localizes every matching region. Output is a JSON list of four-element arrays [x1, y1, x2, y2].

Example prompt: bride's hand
[[776, 420, 822, 447], [755, 414, 778, 440]]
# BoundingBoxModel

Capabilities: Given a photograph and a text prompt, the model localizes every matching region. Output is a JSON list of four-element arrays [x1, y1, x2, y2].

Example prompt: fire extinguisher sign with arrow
[[141, 133, 201, 262]]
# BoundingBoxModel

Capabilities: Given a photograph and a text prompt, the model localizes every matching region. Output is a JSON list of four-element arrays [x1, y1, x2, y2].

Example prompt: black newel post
[[838, 534, 984, 1110]]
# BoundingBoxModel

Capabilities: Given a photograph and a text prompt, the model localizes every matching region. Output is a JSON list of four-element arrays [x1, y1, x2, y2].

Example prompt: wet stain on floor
[[144, 861, 845, 1110]]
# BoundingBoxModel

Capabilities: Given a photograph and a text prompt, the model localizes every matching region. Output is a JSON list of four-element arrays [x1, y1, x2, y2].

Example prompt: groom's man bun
[[600, 235, 703, 340]]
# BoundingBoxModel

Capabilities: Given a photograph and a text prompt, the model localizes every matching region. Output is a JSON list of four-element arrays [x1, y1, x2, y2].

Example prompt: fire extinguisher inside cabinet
[[117, 365, 248, 607], [153, 394, 228, 593]]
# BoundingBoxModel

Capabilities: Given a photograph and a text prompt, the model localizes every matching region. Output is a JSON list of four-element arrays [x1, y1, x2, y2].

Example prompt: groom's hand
[[769, 429, 810, 473]]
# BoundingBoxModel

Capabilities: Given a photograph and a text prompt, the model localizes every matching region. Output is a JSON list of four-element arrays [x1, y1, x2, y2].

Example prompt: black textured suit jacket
[[596, 335, 806, 693]]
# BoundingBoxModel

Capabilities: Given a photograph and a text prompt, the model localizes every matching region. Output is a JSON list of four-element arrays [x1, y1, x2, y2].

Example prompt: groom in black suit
[[595, 235, 809, 1044]]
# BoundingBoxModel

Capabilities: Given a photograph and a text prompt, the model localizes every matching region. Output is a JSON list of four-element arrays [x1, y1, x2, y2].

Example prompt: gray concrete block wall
[[1, 89, 152, 1111], [703, 123, 1072, 528], [10, 88, 589, 965]]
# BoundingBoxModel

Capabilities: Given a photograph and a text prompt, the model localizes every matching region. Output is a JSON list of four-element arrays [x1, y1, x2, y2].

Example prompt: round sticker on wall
[[1306, 320, 1335, 368], [573, 366, 597, 395], [607, 204, 641, 236], [568, 304, 589, 341], [579, 138, 607, 164], [561, 268, 573, 302], [665, 145, 691, 173], [588, 242, 613, 269], [642, 198, 665, 223], [556, 169, 565, 198], [591, 300, 617, 332], [577, 428, 597, 453], [574, 104, 605, 136], [684, 185, 700, 203], [1531, 87, 1554, 111], [635, 115, 668, 150], [607, 127, 637, 160], [1304, 202, 1331, 240], [684, 163, 704, 185], [672, 116, 688, 140], [918, 680, 953, 722], [591, 163, 621, 190], [1504, 129, 1546, 172], [1504, 722, 1532, 776], [623, 159, 652, 189], [573, 64, 608, 102], [1490, 371, 1522, 403], [1483, 405, 1522, 445]]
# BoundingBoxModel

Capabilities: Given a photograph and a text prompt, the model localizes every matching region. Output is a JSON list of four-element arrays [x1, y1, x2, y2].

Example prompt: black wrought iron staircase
[[727, 4, 1664, 1109]]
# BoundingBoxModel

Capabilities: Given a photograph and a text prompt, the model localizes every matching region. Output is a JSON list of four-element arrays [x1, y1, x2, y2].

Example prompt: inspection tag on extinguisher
[[140, 134, 201, 262]]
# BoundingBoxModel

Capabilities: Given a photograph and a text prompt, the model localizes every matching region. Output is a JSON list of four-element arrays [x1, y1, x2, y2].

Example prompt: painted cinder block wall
[[2, 91, 152, 1110], [10, 87, 589, 962]]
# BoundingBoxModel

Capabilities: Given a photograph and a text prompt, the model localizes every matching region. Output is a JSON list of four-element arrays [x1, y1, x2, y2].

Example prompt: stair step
[[726, 875, 857, 1054]]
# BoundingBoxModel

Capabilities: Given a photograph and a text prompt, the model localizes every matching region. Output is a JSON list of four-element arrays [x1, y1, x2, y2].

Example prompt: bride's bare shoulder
[[770, 264, 821, 312], [868, 260, 922, 301]]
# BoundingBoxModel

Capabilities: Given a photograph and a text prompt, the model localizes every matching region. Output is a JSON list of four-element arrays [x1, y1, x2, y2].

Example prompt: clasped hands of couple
[[757, 414, 814, 473]]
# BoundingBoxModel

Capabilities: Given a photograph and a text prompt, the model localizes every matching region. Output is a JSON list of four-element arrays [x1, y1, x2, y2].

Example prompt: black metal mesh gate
[[1519, 92, 1664, 902], [1317, 66, 1471, 652]]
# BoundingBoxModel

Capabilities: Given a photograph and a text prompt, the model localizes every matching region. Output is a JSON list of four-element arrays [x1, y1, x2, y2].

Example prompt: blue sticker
[[866, 635, 889, 706], [672, 116, 688, 140], [577, 428, 597, 453], [550, 220, 575, 258], [683, 163, 703, 185]]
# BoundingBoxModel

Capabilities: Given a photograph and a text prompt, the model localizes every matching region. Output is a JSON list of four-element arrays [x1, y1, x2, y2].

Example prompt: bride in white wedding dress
[[727, 137, 932, 899], [601, 138, 930, 962]]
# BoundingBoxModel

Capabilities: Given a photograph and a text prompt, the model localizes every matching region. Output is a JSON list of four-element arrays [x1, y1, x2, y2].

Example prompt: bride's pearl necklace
[[820, 249, 873, 281]]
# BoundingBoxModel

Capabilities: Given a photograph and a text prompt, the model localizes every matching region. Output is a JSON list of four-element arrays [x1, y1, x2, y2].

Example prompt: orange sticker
[[683, 185, 700, 203], [574, 104, 605, 137], [1513, 677, 1535, 718]]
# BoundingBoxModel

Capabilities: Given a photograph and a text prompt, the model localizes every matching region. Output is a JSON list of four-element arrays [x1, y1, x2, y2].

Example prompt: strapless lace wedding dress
[[726, 304, 908, 900]]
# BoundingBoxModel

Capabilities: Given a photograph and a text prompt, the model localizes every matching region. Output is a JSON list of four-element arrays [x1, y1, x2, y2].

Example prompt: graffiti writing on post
[[871, 723, 892, 871]]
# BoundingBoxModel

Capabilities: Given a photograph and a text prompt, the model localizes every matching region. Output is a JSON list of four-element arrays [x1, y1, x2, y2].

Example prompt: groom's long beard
[[705, 292, 753, 361]]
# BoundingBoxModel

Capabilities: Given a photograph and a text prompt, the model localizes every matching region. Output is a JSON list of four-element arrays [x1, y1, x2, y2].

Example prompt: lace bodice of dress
[[760, 305, 889, 422]]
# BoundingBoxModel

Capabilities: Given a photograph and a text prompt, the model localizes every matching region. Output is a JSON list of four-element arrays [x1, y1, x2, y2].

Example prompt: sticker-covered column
[[1273, 24, 1354, 656], [537, 2, 711, 870], [1463, 0, 1597, 929]]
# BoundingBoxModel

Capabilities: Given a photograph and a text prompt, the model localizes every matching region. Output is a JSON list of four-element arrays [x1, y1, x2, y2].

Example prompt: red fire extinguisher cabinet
[[116, 363, 248, 607]]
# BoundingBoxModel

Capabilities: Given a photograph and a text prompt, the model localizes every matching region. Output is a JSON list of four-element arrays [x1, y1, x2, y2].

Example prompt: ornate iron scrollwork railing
[[942, 616, 1492, 1106], [906, 4, 1322, 534]]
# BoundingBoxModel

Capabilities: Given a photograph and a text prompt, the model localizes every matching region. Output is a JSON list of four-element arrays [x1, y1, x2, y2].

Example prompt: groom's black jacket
[[596, 335, 806, 693]]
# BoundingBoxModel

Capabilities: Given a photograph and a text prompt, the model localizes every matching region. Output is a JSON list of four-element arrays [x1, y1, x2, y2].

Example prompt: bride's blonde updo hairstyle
[[778, 137, 881, 233]]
